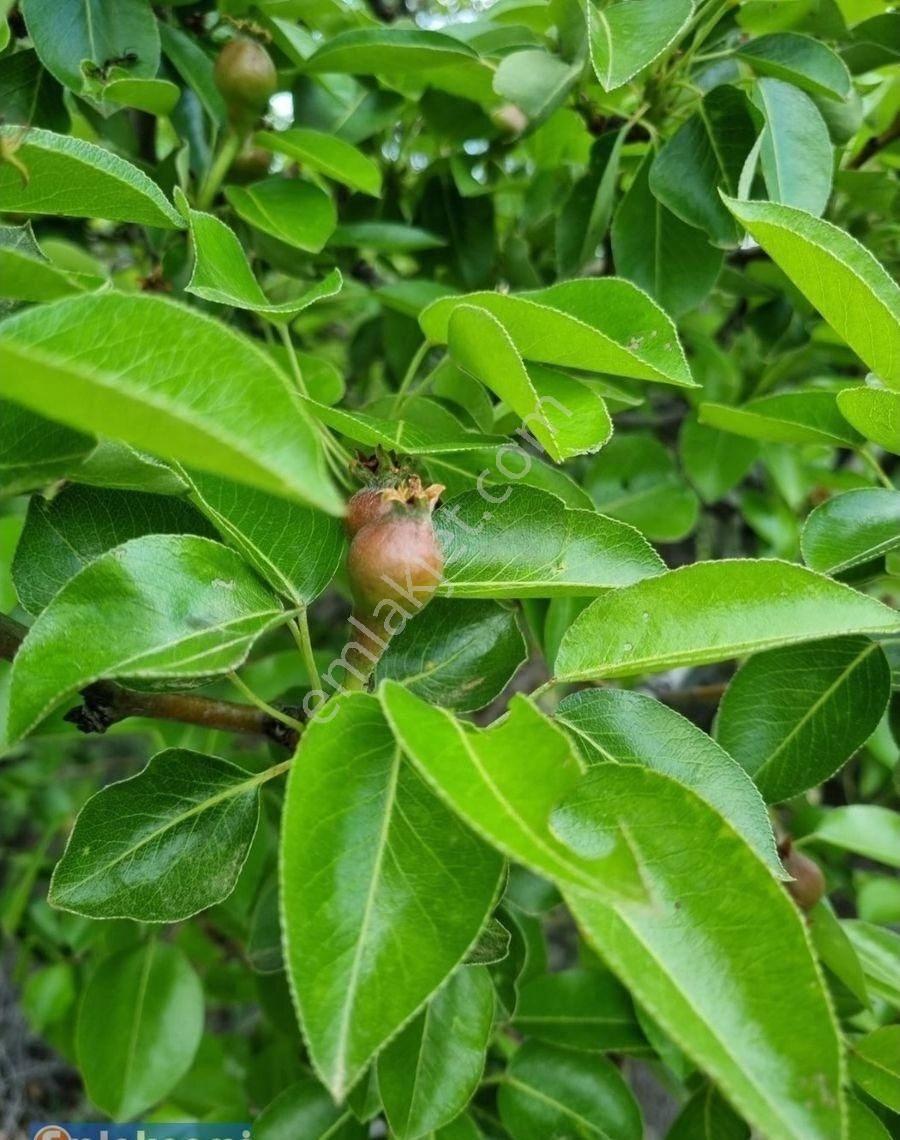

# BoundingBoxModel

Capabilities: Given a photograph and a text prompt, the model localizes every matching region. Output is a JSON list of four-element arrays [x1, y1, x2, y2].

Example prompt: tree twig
[[0, 613, 300, 751], [848, 113, 900, 170]]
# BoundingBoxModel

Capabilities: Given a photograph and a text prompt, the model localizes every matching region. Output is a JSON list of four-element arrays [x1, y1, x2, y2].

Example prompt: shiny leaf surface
[[801, 489, 900, 575], [554, 765, 844, 1140], [76, 940, 203, 1118], [380, 682, 645, 898], [498, 1040, 643, 1140], [49, 749, 263, 922], [724, 197, 900, 387], [556, 560, 900, 680], [185, 470, 344, 607], [377, 965, 494, 1139], [281, 694, 502, 1099], [376, 598, 526, 712], [421, 280, 695, 388], [12, 484, 216, 615], [8, 535, 289, 742], [557, 689, 783, 875], [434, 486, 665, 598], [715, 637, 891, 801], [0, 292, 341, 512]]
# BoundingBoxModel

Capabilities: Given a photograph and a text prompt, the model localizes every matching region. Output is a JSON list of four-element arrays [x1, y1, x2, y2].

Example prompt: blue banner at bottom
[[31, 1126, 251, 1140]]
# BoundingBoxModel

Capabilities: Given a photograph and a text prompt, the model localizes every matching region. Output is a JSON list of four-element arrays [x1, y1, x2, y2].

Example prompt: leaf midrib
[[330, 743, 402, 1094], [52, 762, 270, 901], [753, 642, 878, 786]]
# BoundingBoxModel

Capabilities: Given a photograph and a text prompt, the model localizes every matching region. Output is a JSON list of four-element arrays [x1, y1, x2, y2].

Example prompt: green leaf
[[553, 765, 844, 1140], [71, 440, 187, 496], [612, 152, 723, 315], [0, 292, 342, 513], [426, 447, 593, 511], [844, 921, 900, 1008], [850, 1026, 900, 1113], [588, 0, 693, 91], [255, 128, 382, 197], [8, 534, 289, 743], [255, 1077, 366, 1140], [330, 222, 446, 252], [810, 806, 900, 868], [302, 397, 502, 455], [837, 387, 900, 454], [421, 279, 695, 388], [376, 598, 526, 712], [700, 390, 861, 447], [426, 1117, 482, 1140], [737, 33, 851, 100], [679, 416, 759, 502], [513, 969, 645, 1053], [183, 201, 343, 322], [12, 484, 216, 615], [650, 86, 758, 247], [100, 76, 180, 116], [803, 488, 900, 576], [380, 682, 645, 898], [754, 79, 833, 217], [377, 965, 494, 1140], [556, 130, 625, 275], [225, 177, 336, 254], [557, 689, 784, 877], [0, 222, 103, 302], [158, 21, 226, 125], [303, 28, 479, 74], [668, 1086, 750, 1140], [842, 13, 900, 73], [808, 899, 869, 1007], [447, 305, 612, 462], [281, 693, 502, 1100], [585, 434, 699, 542], [492, 49, 580, 123], [715, 637, 891, 802], [0, 402, 93, 497], [0, 48, 67, 132], [846, 1097, 893, 1140], [466, 917, 512, 966], [49, 749, 263, 922], [433, 486, 665, 598], [185, 470, 343, 607], [555, 560, 900, 681], [76, 940, 203, 1118], [20, 0, 160, 91], [499, 1040, 642, 1140], [723, 198, 900, 388], [0, 126, 182, 227]]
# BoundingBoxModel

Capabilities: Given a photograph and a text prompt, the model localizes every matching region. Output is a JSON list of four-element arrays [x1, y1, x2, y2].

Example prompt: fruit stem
[[341, 609, 389, 691], [290, 611, 321, 691], [227, 671, 306, 736], [858, 446, 893, 490], [391, 339, 430, 414], [277, 322, 308, 396], [197, 128, 242, 210]]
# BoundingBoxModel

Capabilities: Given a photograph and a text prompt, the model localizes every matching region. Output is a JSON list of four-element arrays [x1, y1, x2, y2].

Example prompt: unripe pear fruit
[[214, 38, 277, 128], [491, 103, 528, 136], [781, 843, 826, 912], [348, 492, 444, 616]]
